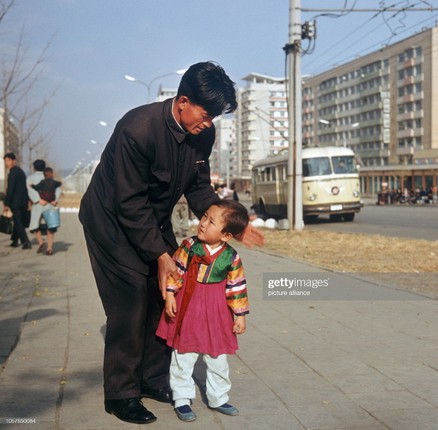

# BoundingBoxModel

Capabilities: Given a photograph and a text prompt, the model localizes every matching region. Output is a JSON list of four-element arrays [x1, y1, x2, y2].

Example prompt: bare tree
[[0, 0, 57, 170], [0, 0, 14, 23]]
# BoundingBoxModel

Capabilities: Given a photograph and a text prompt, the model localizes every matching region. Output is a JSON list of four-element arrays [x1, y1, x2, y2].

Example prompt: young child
[[156, 199, 249, 422], [31, 167, 62, 255], [32, 167, 62, 204]]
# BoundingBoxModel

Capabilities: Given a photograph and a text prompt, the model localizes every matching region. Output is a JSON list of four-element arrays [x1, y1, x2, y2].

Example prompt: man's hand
[[157, 252, 179, 300], [236, 223, 264, 248]]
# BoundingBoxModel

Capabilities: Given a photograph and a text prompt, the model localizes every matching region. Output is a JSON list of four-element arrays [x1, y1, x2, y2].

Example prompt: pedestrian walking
[[3, 153, 31, 249], [27, 159, 47, 252], [31, 167, 62, 255], [230, 182, 239, 201]]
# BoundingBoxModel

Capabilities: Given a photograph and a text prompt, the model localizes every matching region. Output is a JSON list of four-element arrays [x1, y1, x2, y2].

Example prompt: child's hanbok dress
[[156, 237, 249, 357]]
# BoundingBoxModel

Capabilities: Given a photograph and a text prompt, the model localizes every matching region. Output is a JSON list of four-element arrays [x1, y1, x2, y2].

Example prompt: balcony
[[402, 76, 415, 86], [396, 109, 423, 121], [396, 146, 414, 156], [396, 92, 423, 105], [397, 127, 423, 138], [397, 128, 414, 138], [358, 69, 384, 81], [357, 85, 384, 98]]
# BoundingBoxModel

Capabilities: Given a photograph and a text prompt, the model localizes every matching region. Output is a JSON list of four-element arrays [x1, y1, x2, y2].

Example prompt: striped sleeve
[[166, 237, 194, 293], [225, 251, 249, 316]]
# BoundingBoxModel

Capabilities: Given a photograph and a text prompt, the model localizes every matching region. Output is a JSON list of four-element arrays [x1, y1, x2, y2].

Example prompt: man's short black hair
[[33, 159, 46, 171], [3, 152, 16, 160], [177, 61, 237, 117]]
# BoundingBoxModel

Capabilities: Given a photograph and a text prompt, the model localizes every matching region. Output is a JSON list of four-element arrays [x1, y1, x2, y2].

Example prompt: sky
[[2, 0, 438, 174]]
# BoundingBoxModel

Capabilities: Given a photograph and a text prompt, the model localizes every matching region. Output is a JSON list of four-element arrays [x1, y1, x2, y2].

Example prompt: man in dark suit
[[79, 62, 240, 425], [3, 153, 31, 249]]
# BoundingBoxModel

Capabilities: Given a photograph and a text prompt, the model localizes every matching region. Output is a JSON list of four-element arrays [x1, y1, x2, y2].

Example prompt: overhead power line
[[301, 8, 438, 12], [302, 0, 438, 74]]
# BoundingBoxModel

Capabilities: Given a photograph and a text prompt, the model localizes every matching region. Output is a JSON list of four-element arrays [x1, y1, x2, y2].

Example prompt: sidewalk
[[0, 213, 437, 430]]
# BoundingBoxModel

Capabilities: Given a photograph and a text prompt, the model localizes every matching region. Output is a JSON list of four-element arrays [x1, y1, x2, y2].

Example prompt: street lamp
[[124, 69, 187, 102]]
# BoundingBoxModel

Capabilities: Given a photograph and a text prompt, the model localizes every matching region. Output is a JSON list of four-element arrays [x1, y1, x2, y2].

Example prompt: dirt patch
[[59, 192, 82, 208], [259, 228, 438, 299]]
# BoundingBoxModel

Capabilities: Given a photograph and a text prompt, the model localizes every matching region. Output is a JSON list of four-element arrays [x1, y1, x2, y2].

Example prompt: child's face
[[197, 205, 231, 248]]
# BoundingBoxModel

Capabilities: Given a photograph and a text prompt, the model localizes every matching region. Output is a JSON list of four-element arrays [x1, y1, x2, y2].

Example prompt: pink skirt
[[156, 279, 238, 357]]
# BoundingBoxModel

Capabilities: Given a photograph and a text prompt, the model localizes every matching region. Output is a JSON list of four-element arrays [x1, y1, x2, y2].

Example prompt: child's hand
[[233, 315, 246, 334], [165, 293, 177, 318]]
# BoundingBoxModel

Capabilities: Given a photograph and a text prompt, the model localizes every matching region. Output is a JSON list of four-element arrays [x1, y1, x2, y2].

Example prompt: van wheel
[[343, 213, 355, 222], [258, 199, 267, 220], [304, 215, 318, 223]]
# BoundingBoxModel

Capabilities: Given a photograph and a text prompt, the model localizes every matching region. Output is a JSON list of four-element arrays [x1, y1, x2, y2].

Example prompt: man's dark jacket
[[4, 165, 29, 210], [79, 98, 218, 275]]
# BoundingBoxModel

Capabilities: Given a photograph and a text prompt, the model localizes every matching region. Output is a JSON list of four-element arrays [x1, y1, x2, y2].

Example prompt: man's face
[[179, 99, 215, 135], [4, 157, 15, 170]]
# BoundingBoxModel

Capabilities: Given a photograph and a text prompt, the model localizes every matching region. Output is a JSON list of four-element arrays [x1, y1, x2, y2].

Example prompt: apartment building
[[238, 73, 289, 181], [302, 23, 438, 168], [156, 25, 438, 192], [211, 117, 238, 185]]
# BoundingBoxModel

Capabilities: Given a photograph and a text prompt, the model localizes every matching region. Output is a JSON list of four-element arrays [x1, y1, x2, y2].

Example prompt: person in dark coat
[[3, 152, 31, 249], [79, 62, 254, 425]]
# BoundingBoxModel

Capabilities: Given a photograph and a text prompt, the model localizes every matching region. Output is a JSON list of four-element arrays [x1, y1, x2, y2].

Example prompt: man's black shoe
[[22, 242, 32, 249], [10, 242, 19, 248], [141, 386, 172, 403], [104, 397, 157, 424]]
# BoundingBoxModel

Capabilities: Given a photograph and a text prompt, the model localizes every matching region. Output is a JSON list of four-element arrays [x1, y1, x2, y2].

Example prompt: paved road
[[241, 194, 438, 241], [1, 212, 437, 429], [303, 202, 438, 241]]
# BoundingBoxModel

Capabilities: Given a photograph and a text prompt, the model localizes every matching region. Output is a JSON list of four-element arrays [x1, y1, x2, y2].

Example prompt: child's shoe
[[174, 405, 197, 422], [211, 403, 239, 416]]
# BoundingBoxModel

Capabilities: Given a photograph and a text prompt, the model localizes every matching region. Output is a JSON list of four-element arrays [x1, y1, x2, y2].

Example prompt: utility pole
[[285, 0, 304, 231]]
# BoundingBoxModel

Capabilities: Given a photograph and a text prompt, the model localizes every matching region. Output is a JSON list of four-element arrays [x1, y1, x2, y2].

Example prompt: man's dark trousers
[[84, 230, 171, 400], [11, 204, 30, 245]]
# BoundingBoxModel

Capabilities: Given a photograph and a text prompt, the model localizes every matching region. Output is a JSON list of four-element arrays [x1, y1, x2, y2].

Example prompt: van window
[[332, 156, 356, 174], [303, 157, 331, 177]]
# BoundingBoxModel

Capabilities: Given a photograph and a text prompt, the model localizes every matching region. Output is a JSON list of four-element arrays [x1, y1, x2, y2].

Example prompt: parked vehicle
[[251, 146, 363, 221]]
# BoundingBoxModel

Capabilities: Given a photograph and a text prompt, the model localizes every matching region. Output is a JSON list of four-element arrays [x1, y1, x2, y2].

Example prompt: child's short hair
[[210, 200, 249, 236], [43, 167, 53, 178]]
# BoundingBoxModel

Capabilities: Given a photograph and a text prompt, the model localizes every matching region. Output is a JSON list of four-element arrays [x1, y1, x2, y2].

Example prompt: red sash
[[173, 244, 226, 341]]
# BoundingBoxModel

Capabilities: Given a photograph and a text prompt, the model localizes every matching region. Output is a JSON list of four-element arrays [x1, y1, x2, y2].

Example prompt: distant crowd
[[377, 186, 438, 205]]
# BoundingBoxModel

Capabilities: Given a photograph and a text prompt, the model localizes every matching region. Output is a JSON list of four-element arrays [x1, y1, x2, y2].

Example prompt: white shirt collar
[[206, 243, 224, 255]]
